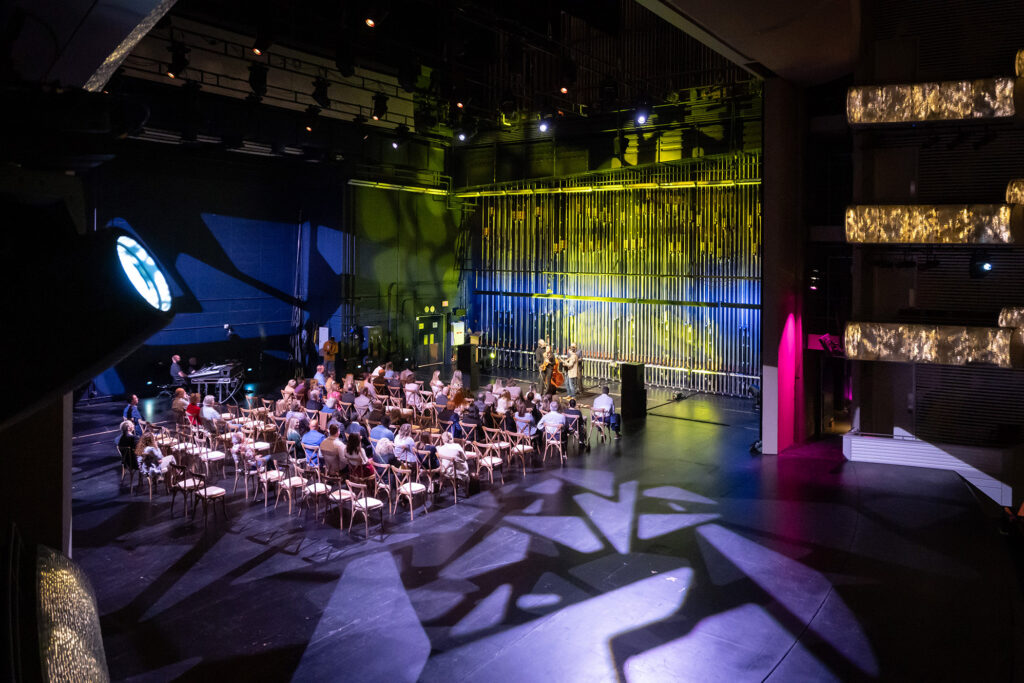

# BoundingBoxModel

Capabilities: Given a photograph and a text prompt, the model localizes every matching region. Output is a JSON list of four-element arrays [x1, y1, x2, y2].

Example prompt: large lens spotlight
[[116, 235, 172, 311]]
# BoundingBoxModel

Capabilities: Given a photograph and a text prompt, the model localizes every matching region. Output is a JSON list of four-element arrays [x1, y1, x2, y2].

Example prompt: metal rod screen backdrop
[[472, 155, 762, 396]]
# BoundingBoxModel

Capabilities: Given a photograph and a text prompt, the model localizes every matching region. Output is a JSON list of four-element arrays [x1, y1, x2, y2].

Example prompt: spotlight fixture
[[248, 63, 269, 99], [0, 212, 175, 430], [560, 86, 568, 94], [252, 25, 273, 55], [970, 250, 993, 278], [808, 267, 822, 291], [303, 105, 320, 132], [372, 92, 388, 120], [538, 113, 554, 133], [365, 17, 376, 28], [391, 123, 410, 149], [634, 96, 651, 126], [456, 101, 464, 109], [166, 40, 190, 79], [312, 76, 331, 109]]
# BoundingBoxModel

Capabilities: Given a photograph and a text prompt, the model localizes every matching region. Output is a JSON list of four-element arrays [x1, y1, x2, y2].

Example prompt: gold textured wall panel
[[1017, 49, 1024, 78], [846, 78, 1016, 124], [472, 155, 762, 396], [844, 204, 1018, 243], [1005, 179, 1024, 205], [844, 322, 1024, 368], [998, 307, 1024, 328]]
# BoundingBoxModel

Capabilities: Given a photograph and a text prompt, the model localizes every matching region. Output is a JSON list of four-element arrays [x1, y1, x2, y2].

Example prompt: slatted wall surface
[[473, 155, 762, 396], [915, 365, 1024, 447]]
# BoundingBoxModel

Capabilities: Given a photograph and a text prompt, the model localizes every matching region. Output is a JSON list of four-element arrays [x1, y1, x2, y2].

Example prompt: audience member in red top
[[185, 392, 202, 426]]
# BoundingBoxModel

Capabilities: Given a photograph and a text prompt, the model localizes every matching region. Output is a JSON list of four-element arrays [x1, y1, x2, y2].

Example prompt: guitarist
[[535, 339, 548, 386]]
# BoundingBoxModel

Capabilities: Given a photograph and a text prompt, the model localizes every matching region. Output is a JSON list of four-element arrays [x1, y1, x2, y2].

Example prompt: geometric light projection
[[116, 234, 173, 311], [844, 321, 1024, 368], [844, 204, 1020, 243], [846, 77, 1016, 124], [998, 306, 1024, 328]]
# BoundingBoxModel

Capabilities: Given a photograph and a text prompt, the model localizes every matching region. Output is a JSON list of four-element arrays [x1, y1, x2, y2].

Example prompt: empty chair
[[346, 480, 385, 538]]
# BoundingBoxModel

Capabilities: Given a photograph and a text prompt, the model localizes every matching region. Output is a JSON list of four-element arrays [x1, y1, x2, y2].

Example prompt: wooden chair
[[299, 442, 321, 467], [589, 406, 610, 443], [296, 460, 331, 521], [275, 458, 308, 515], [118, 445, 140, 490], [564, 414, 586, 454], [325, 473, 355, 530], [369, 460, 394, 513], [168, 463, 200, 517], [505, 430, 533, 478], [194, 431, 227, 480], [346, 480, 386, 537], [481, 426, 511, 466], [191, 469, 228, 529], [542, 423, 566, 465], [256, 458, 285, 506], [390, 464, 428, 521]]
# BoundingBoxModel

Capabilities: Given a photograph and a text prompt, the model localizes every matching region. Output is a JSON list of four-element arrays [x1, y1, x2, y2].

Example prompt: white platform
[[843, 431, 1016, 506]]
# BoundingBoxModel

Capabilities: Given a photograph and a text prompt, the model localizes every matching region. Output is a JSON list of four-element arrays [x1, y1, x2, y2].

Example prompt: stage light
[[635, 109, 648, 125], [252, 19, 273, 55], [539, 120, 549, 132], [312, 77, 331, 109], [0, 215, 175, 431], [456, 101, 464, 109], [365, 17, 375, 28], [166, 40, 189, 79], [807, 267, 822, 291], [303, 105, 320, 132], [560, 87, 569, 94], [970, 250, 993, 278], [372, 92, 388, 120], [457, 132, 466, 141], [248, 63, 269, 99], [116, 235, 172, 311], [390, 123, 410, 149]]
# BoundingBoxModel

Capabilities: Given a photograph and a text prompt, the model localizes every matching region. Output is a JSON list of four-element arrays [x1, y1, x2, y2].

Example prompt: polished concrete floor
[[72, 387, 1024, 682]]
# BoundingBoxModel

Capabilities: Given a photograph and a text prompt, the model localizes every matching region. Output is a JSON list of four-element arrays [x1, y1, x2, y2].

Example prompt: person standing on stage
[[541, 346, 557, 394], [564, 344, 580, 398], [535, 339, 548, 385], [321, 336, 338, 375], [170, 354, 187, 387]]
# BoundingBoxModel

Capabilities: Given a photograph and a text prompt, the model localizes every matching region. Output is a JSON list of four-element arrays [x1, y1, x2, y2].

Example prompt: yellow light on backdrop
[[844, 204, 1022, 243], [1005, 179, 1024, 205], [846, 77, 1016, 124], [844, 322, 1024, 368]]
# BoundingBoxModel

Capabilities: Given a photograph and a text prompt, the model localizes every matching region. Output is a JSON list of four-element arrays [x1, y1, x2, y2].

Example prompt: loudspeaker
[[455, 344, 479, 390], [619, 362, 646, 419]]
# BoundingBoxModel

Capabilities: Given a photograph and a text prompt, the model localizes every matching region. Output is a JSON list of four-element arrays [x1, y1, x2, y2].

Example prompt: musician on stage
[[564, 344, 580, 398], [534, 339, 548, 385], [170, 354, 187, 387], [541, 346, 556, 394]]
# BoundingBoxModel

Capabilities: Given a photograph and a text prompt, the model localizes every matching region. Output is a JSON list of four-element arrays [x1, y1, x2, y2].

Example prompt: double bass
[[540, 350, 565, 389]]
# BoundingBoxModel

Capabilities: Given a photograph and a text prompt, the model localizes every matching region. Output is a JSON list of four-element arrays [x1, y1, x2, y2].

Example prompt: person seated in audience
[[513, 400, 537, 438], [171, 387, 188, 420], [538, 400, 566, 435], [285, 416, 306, 444], [285, 400, 305, 422], [460, 404, 481, 441], [230, 431, 263, 473], [436, 431, 469, 484], [496, 390, 512, 415], [372, 370, 388, 394], [405, 378, 422, 407], [473, 392, 487, 415], [136, 432, 176, 486], [294, 376, 307, 406], [564, 398, 589, 451], [393, 423, 418, 465], [306, 387, 322, 411], [450, 369, 464, 390], [300, 423, 325, 466], [370, 415, 396, 442], [388, 407, 407, 426], [322, 397, 337, 415], [507, 379, 522, 400], [343, 432, 373, 478], [319, 424, 344, 475], [276, 382, 295, 416], [353, 386, 372, 419], [116, 419, 138, 471], [383, 361, 395, 379], [185, 392, 202, 426], [491, 378, 504, 394], [591, 385, 621, 438], [200, 395, 222, 425], [373, 439, 400, 485], [345, 417, 368, 444], [123, 394, 146, 436], [313, 364, 327, 386], [429, 370, 444, 394], [340, 378, 356, 403]]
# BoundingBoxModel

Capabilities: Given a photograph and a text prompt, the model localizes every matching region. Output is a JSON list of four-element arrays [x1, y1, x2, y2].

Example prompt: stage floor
[[71, 388, 1023, 681]]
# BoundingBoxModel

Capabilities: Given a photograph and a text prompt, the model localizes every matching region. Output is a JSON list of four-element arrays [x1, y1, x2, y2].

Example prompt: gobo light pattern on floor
[[474, 156, 762, 396]]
